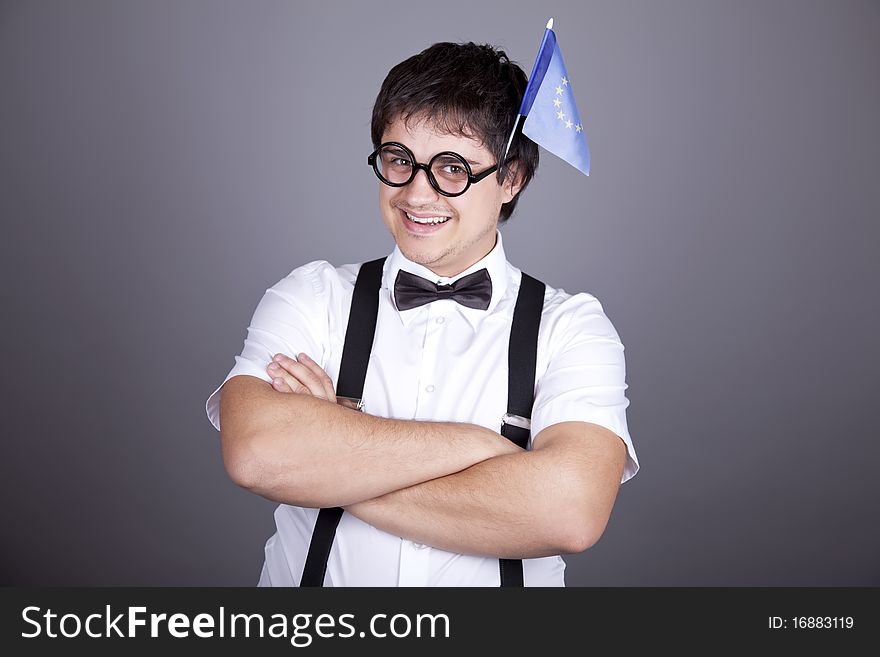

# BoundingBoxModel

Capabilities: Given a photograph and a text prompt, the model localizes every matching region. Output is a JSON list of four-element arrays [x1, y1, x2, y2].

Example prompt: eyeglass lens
[[375, 145, 470, 195]]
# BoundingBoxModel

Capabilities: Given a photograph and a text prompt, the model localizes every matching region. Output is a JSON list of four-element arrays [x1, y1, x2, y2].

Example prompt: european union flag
[[519, 19, 590, 176]]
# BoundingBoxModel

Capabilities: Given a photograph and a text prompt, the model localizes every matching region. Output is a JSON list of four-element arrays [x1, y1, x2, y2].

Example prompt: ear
[[500, 161, 524, 204]]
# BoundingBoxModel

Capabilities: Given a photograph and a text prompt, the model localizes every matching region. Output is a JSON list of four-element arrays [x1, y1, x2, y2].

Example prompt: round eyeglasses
[[367, 142, 501, 197]]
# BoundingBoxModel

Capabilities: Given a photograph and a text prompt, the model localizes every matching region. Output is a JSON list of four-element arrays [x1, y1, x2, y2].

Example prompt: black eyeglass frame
[[367, 141, 504, 198]]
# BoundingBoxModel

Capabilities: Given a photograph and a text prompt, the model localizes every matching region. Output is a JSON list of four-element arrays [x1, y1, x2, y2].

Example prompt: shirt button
[[425, 385, 435, 393], [413, 542, 427, 550], [436, 317, 445, 324]]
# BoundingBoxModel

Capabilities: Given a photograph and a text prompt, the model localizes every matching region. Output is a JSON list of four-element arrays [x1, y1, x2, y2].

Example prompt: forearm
[[223, 379, 516, 508], [345, 449, 584, 559], [345, 422, 626, 559]]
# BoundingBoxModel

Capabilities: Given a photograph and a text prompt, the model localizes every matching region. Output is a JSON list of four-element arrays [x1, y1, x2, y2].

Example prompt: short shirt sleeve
[[530, 292, 640, 484], [204, 260, 333, 432]]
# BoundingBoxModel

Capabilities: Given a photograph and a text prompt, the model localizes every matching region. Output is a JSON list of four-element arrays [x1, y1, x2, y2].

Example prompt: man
[[205, 41, 639, 586]]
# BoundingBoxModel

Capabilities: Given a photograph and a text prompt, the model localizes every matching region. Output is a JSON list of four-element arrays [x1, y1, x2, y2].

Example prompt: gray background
[[1, 0, 877, 586]]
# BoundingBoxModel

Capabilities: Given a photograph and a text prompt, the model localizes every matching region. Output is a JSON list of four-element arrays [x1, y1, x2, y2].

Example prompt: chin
[[399, 244, 443, 264]]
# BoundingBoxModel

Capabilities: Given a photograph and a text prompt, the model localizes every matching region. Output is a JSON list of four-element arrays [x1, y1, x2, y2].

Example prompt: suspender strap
[[300, 507, 343, 586], [300, 257, 386, 587], [336, 258, 387, 400], [499, 272, 546, 587]]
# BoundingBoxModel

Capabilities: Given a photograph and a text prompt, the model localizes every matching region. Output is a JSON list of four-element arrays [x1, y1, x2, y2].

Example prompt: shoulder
[[267, 259, 359, 300], [516, 268, 622, 348], [248, 260, 358, 329]]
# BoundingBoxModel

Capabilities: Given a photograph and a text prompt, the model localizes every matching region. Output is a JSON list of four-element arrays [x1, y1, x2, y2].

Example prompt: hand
[[266, 352, 337, 404]]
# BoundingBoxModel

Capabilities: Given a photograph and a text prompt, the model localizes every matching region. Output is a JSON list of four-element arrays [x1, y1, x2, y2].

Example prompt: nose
[[401, 164, 441, 204]]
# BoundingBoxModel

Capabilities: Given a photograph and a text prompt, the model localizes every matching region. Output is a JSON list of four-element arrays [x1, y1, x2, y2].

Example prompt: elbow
[[549, 461, 620, 554], [221, 429, 318, 505], [549, 500, 604, 554], [549, 481, 612, 554], [556, 519, 604, 555], [221, 429, 290, 496], [220, 429, 263, 491]]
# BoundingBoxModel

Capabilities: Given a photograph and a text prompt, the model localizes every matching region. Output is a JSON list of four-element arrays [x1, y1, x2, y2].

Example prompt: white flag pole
[[501, 114, 522, 166], [501, 19, 554, 170]]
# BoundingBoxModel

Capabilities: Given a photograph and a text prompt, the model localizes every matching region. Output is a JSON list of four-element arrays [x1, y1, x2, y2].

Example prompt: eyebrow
[[446, 152, 481, 166], [435, 153, 479, 163], [440, 154, 483, 167], [390, 143, 482, 167]]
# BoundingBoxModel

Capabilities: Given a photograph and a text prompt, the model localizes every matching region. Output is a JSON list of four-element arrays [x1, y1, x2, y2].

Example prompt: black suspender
[[299, 257, 386, 587], [498, 272, 545, 586], [300, 260, 546, 587]]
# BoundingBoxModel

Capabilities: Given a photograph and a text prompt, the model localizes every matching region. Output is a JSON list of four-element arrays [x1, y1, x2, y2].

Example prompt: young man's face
[[378, 116, 520, 277]]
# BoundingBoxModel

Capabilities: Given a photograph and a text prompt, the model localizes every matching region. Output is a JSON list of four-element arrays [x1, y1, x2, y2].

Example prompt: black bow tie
[[394, 268, 492, 312]]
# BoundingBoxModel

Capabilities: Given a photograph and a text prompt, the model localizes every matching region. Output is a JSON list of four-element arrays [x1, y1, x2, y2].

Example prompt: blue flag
[[519, 20, 590, 176]]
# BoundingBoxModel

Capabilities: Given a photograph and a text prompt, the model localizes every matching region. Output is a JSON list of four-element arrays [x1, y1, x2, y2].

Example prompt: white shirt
[[205, 230, 639, 586]]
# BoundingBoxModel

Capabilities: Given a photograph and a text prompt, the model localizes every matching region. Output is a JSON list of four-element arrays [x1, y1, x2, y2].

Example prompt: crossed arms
[[219, 353, 626, 560]]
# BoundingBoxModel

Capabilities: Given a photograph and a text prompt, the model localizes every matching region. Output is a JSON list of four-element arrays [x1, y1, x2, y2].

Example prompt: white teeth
[[406, 212, 450, 225]]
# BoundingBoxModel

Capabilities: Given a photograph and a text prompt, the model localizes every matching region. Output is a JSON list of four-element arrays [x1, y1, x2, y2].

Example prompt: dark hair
[[371, 42, 539, 224]]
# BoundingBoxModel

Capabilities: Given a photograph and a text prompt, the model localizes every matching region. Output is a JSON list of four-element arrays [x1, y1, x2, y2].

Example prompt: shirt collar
[[382, 230, 510, 331]]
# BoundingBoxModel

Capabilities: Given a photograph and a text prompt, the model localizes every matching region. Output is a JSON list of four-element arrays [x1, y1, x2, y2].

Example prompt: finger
[[297, 353, 337, 403], [271, 354, 328, 399], [266, 356, 309, 395], [275, 370, 311, 395], [269, 375, 294, 393], [267, 361, 309, 395]]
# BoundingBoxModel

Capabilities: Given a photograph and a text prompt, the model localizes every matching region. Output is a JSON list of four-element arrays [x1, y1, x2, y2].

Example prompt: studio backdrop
[[1, 0, 877, 586]]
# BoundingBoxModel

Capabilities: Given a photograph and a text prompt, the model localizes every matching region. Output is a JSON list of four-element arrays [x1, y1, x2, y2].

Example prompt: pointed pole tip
[[546, 18, 554, 30]]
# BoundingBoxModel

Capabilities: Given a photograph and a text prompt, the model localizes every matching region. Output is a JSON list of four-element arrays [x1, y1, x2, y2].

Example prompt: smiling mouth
[[403, 210, 451, 225]]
